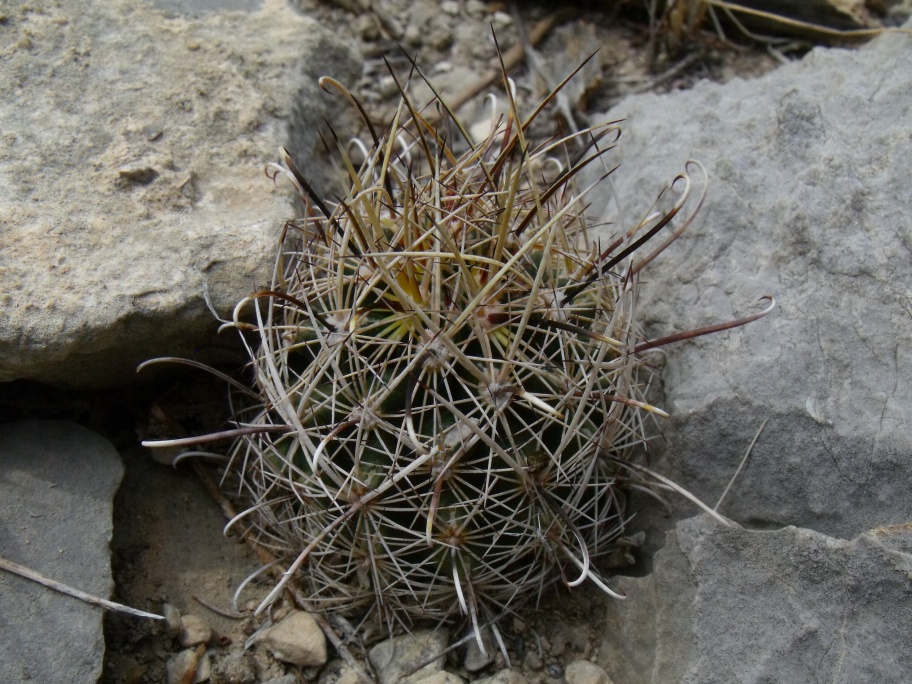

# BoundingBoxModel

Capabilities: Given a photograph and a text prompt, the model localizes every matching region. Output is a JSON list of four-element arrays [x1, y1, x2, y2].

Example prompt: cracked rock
[[599, 515, 912, 683]]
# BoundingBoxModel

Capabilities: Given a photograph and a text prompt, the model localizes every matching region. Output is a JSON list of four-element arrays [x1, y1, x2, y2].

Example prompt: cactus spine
[[218, 68, 720, 636]]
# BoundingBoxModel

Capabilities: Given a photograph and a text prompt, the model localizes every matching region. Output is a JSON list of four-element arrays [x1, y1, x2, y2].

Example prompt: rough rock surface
[[0, 420, 124, 683], [473, 670, 529, 684], [599, 515, 912, 684], [590, 21, 912, 541], [252, 610, 328, 667], [369, 628, 450, 684], [0, 0, 360, 388], [564, 660, 614, 684]]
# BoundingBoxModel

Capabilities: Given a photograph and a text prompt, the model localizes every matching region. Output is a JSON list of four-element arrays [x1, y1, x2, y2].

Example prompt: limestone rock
[[565, 660, 614, 684], [413, 672, 465, 684], [463, 630, 495, 672], [253, 610, 327, 667], [179, 613, 213, 648], [589, 19, 912, 541], [317, 658, 364, 684], [167, 647, 210, 684], [369, 629, 450, 684], [0, 421, 124, 683], [599, 515, 912, 684], [0, 0, 360, 388], [473, 670, 529, 684]]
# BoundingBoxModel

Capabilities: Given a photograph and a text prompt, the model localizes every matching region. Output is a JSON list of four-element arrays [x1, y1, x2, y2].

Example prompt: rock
[[473, 670, 529, 684], [414, 672, 465, 684], [180, 613, 213, 647], [0, 420, 124, 683], [463, 630, 495, 672], [522, 651, 543, 671], [253, 610, 327, 667], [167, 647, 210, 684], [464, 0, 486, 19], [548, 623, 590, 658], [261, 676, 299, 684], [599, 515, 912, 684], [163, 602, 183, 639], [317, 658, 363, 684], [588, 19, 912, 541], [369, 628, 449, 684], [564, 660, 614, 684], [0, 0, 360, 388]]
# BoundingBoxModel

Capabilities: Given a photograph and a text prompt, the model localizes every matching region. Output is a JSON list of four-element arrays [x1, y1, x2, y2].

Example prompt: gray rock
[[564, 660, 614, 684], [253, 610, 327, 667], [167, 647, 210, 684], [599, 515, 912, 684], [179, 612, 213, 647], [163, 602, 183, 639], [0, 0, 360, 388], [261, 676, 299, 684], [463, 629, 495, 672], [369, 628, 450, 684], [0, 420, 124, 683], [473, 670, 529, 684], [589, 22, 912, 540], [413, 673, 465, 684], [317, 658, 364, 684]]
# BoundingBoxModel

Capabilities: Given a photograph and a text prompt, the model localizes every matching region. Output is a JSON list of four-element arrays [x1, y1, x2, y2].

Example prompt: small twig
[[422, 10, 574, 126], [629, 50, 704, 96], [192, 593, 250, 620], [0, 554, 164, 620]]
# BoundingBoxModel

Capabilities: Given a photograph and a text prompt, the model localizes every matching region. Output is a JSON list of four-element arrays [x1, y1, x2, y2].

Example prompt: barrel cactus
[[148, 65, 772, 641]]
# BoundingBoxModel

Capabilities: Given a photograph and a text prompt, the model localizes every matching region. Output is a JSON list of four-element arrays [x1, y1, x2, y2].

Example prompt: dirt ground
[[82, 0, 906, 682]]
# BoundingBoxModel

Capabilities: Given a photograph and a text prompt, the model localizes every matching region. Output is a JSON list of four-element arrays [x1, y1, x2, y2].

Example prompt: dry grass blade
[[0, 554, 164, 620]]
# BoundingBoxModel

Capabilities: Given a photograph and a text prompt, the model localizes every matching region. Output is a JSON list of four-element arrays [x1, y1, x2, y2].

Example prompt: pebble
[[564, 661, 615, 684], [523, 651, 543, 671], [166, 647, 210, 684], [491, 11, 512, 29], [547, 663, 563, 679], [414, 673, 465, 684], [180, 614, 213, 648], [465, 0, 486, 18], [440, 1, 460, 15], [463, 631, 495, 672], [317, 658, 362, 684], [354, 14, 379, 41], [472, 670, 529, 684], [369, 628, 449, 684], [162, 602, 182, 639], [253, 610, 327, 667]]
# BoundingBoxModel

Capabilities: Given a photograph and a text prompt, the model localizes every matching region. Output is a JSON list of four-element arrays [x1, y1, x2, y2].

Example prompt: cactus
[[144, 62, 773, 640]]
